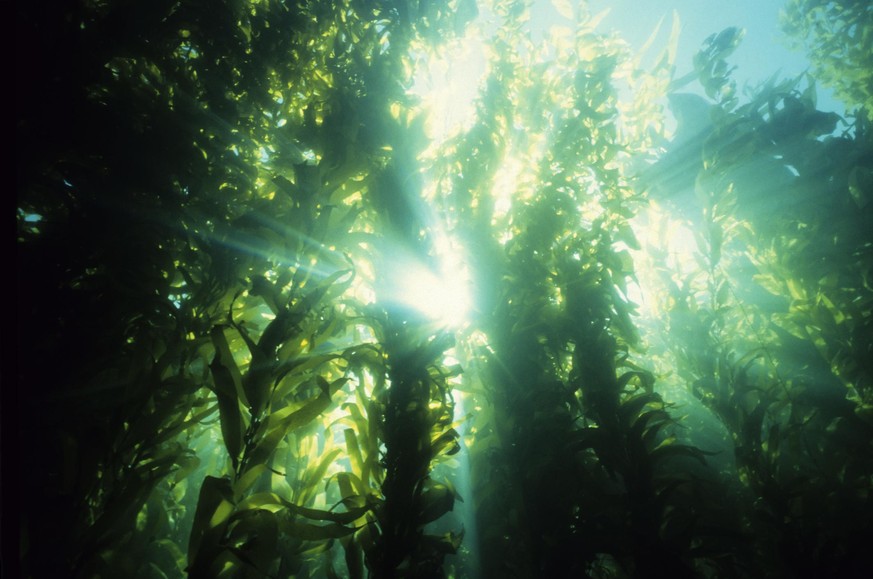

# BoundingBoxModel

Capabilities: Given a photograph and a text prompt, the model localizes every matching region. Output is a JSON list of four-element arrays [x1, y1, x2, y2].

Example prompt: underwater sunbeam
[[395, 262, 471, 328], [377, 232, 473, 329]]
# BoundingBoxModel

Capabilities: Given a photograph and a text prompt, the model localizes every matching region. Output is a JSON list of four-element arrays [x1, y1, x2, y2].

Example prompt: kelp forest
[[12, 0, 873, 577]]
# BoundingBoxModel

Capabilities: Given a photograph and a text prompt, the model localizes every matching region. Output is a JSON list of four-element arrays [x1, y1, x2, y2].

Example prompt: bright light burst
[[397, 263, 471, 328], [380, 232, 473, 329]]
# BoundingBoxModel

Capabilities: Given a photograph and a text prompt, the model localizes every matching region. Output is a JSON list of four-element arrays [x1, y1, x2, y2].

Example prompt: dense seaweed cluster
[[13, 1, 873, 577]]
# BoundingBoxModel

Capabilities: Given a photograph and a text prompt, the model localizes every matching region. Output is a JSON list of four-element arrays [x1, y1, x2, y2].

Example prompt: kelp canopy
[[13, 0, 873, 578]]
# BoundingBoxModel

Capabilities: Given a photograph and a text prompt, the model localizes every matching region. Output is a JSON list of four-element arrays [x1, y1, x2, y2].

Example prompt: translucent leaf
[[188, 476, 234, 566], [551, 0, 574, 20], [344, 428, 365, 478], [235, 464, 268, 496], [665, 10, 681, 69], [173, 450, 201, 484], [297, 448, 343, 506], [585, 8, 611, 30], [210, 342, 246, 468], [638, 13, 666, 58], [419, 482, 455, 523], [280, 520, 355, 541], [226, 509, 279, 574], [247, 383, 339, 469], [342, 533, 365, 579], [849, 165, 872, 209], [753, 273, 784, 296], [616, 222, 641, 250]]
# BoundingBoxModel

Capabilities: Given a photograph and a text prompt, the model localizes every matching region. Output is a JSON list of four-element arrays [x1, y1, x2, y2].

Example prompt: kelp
[[781, 0, 873, 120], [416, 4, 741, 577], [362, 314, 462, 578], [15, 0, 873, 578], [17, 0, 473, 577], [643, 27, 873, 578]]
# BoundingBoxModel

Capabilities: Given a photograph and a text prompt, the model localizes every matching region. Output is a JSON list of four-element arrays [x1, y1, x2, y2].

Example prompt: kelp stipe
[[365, 313, 462, 578]]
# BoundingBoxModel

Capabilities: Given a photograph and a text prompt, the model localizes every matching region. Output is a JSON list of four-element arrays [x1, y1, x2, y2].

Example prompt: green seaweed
[[15, 1, 873, 578]]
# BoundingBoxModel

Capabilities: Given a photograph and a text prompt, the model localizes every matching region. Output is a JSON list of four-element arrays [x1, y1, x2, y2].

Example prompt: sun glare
[[396, 263, 471, 328], [380, 233, 473, 329]]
